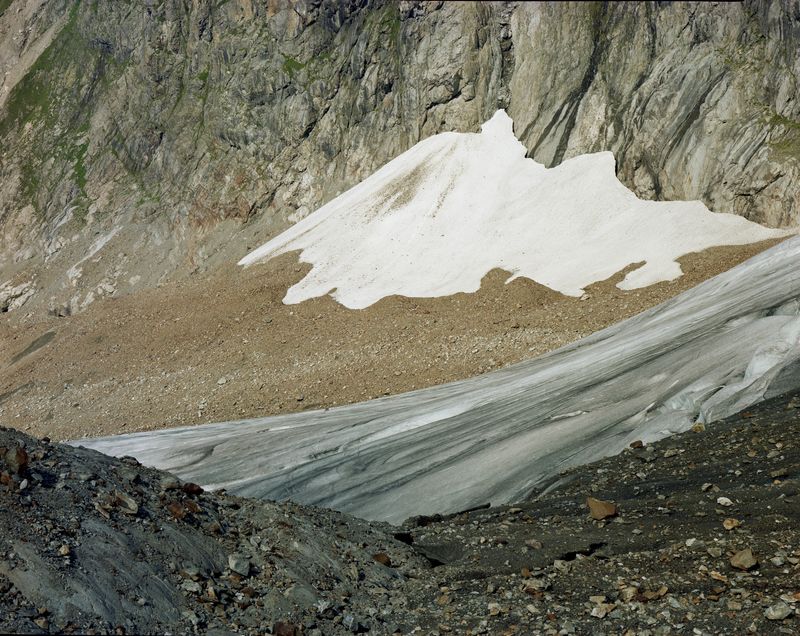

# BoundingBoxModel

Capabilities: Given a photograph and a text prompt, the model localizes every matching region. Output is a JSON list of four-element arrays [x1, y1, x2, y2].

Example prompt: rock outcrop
[[0, 0, 798, 314]]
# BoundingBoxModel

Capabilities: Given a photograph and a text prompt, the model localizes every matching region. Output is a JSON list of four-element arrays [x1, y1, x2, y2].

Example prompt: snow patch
[[240, 110, 789, 309]]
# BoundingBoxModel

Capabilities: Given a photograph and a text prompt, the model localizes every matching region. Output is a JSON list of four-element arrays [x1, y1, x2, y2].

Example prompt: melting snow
[[240, 110, 787, 309]]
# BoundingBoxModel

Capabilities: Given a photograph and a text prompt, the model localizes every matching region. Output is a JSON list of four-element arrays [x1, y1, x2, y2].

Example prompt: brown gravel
[[0, 238, 786, 440]]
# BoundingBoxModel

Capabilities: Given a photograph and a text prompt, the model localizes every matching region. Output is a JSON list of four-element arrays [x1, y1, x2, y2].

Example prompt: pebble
[[228, 553, 251, 577], [586, 496, 617, 520], [730, 548, 758, 571], [765, 602, 792, 621]]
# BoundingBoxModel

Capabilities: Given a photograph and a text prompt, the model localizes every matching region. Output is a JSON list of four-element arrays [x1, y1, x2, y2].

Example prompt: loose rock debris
[[1, 389, 799, 634]]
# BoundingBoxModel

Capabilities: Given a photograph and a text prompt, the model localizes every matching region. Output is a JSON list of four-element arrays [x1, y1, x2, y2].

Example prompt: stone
[[182, 482, 204, 495], [723, 518, 741, 531], [372, 552, 392, 567], [525, 577, 550, 592], [342, 614, 366, 632], [642, 586, 668, 601], [765, 602, 792, 621], [716, 496, 734, 507], [160, 476, 181, 491], [167, 502, 186, 520], [730, 549, 758, 571], [180, 565, 201, 581], [591, 603, 616, 618], [586, 497, 618, 520], [113, 490, 139, 515], [3, 446, 28, 475], [273, 623, 300, 636], [181, 580, 202, 594], [228, 554, 251, 577]]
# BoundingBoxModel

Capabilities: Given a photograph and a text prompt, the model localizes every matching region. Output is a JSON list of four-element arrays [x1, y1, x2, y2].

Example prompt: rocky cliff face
[[0, 0, 797, 315]]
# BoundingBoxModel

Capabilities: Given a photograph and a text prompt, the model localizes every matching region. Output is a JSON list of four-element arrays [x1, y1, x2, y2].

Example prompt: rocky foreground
[[1, 391, 798, 635]]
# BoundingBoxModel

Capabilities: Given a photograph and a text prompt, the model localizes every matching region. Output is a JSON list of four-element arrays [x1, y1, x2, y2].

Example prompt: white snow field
[[239, 110, 786, 308], [79, 237, 800, 523]]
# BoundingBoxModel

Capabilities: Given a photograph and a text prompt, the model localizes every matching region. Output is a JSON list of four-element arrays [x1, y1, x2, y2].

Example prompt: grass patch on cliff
[[68, 139, 89, 190], [768, 113, 800, 161], [0, 0, 14, 17], [379, 4, 401, 40], [0, 0, 106, 218], [0, 1, 84, 135], [282, 56, 306, 77]]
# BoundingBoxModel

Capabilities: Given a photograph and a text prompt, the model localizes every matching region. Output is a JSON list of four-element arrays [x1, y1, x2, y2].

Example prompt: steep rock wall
[[0, 0, 797, 315]]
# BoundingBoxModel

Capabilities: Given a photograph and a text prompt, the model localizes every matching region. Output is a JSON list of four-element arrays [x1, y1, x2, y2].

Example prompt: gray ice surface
[[75, 237, 800, 523]]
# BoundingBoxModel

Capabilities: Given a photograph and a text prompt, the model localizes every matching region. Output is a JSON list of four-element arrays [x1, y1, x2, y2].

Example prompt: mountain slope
[[0, 0, 798, 315]]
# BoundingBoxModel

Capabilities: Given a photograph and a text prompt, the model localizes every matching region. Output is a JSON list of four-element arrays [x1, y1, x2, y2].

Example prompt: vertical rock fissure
[[496, 1, 515, 111], [549, 4, 611, 166], [529, 4, 612, 166]]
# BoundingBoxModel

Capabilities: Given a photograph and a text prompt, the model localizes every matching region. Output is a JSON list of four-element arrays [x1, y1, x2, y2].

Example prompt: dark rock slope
[[2, 389, 798, 634], [0, 0, 798, 315]]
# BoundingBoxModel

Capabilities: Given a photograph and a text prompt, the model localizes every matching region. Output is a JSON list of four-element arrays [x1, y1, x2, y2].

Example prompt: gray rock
[[227, 553, 250, 577], [159, 476, 181, 491], [765, 602, 793, 621], [180, 580, 202, 594]]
